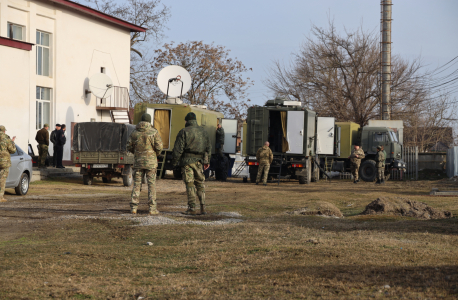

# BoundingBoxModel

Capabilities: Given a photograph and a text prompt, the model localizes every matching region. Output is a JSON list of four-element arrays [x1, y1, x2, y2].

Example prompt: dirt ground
[[1, 175, 458, 299]]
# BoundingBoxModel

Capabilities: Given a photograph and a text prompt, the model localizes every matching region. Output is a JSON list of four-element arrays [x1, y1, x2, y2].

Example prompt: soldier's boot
[[183, 208, 198, 215], [149, 209, 159, 215], [200, 204, 207, 215], [0, 198, 7, 203], [353, 179, 358, 184], [375, 179, 381, 184], [131, 206, 137, 214], [197, 191, 206, 215], [256, 182, 259, 185], [381, 178, 386, 184]]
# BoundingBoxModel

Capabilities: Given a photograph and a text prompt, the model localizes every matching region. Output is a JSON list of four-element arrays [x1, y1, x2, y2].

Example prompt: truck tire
[[359, 160, 377, 182], [298, 176, 306, 184], [249, 166, 258, 183], [298, 159, 312, 184], [123, 173, 133, 187], [102, 177, 111, 183], [216, 167, 228, 182], [173, 168, 182, 180], [83, 175, 93, 185]]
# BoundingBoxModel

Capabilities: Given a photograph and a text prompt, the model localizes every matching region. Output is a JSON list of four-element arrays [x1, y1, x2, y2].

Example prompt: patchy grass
[[0, 177, 457, 299]]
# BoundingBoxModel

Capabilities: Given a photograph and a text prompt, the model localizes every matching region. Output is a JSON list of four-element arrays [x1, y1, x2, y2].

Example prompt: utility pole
[[380, 0, 392, 120]]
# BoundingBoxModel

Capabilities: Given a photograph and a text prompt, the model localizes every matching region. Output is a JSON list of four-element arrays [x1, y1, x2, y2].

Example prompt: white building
[[0, 0, 144, 164]]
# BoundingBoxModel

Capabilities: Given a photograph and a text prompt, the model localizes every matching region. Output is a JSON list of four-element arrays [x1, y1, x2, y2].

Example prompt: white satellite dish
[[157, 65, 191, 99], [86, 73, 113, 98]]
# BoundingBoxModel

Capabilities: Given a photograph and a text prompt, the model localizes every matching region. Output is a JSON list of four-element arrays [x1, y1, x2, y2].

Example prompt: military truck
[[244, 98, 406, 183], [72, 122, 135, 186], [133, 102, 238, 179]]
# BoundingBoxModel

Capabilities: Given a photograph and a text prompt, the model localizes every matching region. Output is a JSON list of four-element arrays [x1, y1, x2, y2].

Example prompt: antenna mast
[[380, 0, 392, 120]]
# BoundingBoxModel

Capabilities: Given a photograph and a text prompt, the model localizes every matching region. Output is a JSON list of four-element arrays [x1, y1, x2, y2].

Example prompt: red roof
[[47, 0, 146, 32]]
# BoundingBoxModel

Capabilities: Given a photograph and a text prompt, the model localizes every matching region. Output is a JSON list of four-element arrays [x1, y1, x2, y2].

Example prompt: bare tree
[[264, 21, 428, 126], [145, 41, 254, 121]]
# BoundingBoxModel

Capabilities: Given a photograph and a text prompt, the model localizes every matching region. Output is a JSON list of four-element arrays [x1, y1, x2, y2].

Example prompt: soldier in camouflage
[[256, 141, 273, 186], [172, 112, 211, 215], [375, 145, 386, 184], [349, 145, 365, 183], [35, 124, 49, 169], [127, 113, 163, 215], [0, 126, 17, 202], [215, 124, 225, 157]]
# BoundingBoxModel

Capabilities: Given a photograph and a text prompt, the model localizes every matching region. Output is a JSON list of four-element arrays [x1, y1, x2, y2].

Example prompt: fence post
[[415, 146, 418, 180]]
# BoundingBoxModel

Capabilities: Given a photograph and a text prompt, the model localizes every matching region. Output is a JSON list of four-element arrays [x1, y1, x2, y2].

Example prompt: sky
[[155, 0, 458, 106]]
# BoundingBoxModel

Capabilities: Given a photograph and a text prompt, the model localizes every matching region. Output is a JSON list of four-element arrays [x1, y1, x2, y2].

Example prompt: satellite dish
[[157, 65, 191, 98], [86, 73, 113, 98]]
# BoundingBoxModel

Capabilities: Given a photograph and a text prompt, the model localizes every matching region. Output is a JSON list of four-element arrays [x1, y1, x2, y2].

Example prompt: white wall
[[0, 0, 131, 160]]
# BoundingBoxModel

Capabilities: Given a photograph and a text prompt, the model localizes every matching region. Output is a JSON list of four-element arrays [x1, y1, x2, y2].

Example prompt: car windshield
[[12, 145, 24, 156], [390, 131, 398, 142]]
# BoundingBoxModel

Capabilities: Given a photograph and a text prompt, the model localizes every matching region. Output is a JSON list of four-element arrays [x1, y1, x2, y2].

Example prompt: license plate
[[92, 164, 109, 168]]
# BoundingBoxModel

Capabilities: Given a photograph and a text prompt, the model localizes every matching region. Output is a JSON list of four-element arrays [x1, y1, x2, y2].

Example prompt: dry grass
[[0, 176, 458, 299]]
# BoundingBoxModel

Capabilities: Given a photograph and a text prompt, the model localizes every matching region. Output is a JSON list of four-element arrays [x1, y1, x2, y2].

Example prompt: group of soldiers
[[35, 123, 67, 169], [350, 144, 386, 184]]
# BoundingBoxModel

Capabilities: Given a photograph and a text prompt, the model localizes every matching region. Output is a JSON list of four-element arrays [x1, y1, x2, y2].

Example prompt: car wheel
[[359, 160, 377, 182], [83, 175, 93, 185], [15, 173, 29, 195]]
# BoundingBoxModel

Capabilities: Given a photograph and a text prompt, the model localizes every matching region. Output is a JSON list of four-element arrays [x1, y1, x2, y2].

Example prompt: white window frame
[[36, 86, 52, 130], [7, 22, 25, 41], [36, 30, 51, 76]]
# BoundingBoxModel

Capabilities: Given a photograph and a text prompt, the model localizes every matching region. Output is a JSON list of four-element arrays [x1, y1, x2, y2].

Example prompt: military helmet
[[185, 112, 197, 121], [0, 125, 5, 132], [377, 145, 382, 150], [141, 113, 152, 123]]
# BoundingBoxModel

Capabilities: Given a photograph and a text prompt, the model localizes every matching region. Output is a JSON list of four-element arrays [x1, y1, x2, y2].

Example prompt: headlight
[[397, 163, 401, 167]]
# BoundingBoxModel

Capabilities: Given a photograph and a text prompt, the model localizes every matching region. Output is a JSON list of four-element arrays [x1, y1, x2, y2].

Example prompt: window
[[101, 67, 105, 73], [36, 87, 51, 129], [7, 23, 25, 41], [374, 132, 389, 143], [36, 31, 50, 76]]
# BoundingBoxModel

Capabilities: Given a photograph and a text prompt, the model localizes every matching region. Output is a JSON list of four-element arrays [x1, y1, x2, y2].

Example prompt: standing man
[[50, 124, 61, 167], [172, 112, 211, 215], [375, 145, 386, 184], [35, 124, 49, 169], [127, 113, 163, 215], [54, 125, 66, 169], [0, 126, 16, 202], [349, 145, 365, 183], [256, 141, 273, 186], [215, 123, 225, 157]]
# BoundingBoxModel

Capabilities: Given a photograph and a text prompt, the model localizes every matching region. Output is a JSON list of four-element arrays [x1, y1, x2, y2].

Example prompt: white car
[[5, 145, 33, 195]]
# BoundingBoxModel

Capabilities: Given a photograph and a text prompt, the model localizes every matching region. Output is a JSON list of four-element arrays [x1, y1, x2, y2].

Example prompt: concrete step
[[31, 167, 80, 182]]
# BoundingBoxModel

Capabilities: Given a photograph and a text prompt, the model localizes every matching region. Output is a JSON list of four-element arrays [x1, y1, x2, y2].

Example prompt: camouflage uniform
[[127, 121, 163, 213], [35, 126, 49, 168], [216, 127, 225, 156], [172, 116, 211, 214], [256, 145, 273, 185], [375, 147, 386, 184], [350, 147, 365, 182], [0, 126, 16, 201]]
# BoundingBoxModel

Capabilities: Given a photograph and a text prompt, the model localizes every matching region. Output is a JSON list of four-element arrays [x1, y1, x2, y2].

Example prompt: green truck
[[72, 122, 135, 186], [132, 102, 239, 179], [244, 98, 406, 183]]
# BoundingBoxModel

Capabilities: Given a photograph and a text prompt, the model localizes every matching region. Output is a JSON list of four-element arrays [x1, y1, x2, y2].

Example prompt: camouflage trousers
[[350, 162, 361, 181], [182, 162, 205, 211], [377, 167, 384, 181], [131, 168, 157, 210], [256, 164, 270, 184], [0, 168, 9, 199], [38, 144, 48, 167]]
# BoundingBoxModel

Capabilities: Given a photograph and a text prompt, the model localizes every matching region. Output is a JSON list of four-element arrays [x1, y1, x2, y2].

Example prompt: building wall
[[0, 0, 131, 161]]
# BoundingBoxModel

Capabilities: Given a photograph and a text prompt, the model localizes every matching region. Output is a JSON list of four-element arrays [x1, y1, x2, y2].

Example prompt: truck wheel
[[83, 175, 93, 185], [216, 168, 228, 182], [249, 166, 258, 183], [173, 168, 182, 180], [15, 173, 29, 195], [102, 177, 111, 183], [299, 158, 312, 184], [359, 160, 377, 182], [298, 176, 306, 184], [123, 173, 133, 187]]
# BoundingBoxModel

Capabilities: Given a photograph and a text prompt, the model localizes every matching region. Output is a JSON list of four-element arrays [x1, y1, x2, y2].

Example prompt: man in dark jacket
[[50, 124, 61, 167], [35, 124, 49, 169], [172, 112, 211, 215], [215, 123, 225, 157], [54, 125, 66, 169]]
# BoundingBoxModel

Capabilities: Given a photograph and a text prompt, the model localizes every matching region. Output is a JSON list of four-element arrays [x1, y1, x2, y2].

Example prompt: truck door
[[316, 117, 335, 155], [221, 119, 238, 154], [372, 131, 390, 153], [287, 111, 304, 154]]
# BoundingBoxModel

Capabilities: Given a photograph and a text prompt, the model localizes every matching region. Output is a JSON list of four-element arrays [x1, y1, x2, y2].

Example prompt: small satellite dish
[[86, 73, 113, 98], [157, 65, 191, 98]]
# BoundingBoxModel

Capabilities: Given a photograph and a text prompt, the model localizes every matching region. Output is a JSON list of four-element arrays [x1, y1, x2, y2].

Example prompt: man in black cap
[[50, 124, 61, 167], [172, 112, 211, 215], [54, 124, 66, 169]]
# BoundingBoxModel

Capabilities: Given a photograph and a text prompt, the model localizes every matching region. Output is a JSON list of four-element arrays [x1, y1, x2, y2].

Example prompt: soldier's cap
[[56, 124, 61, 127], [185, 112, 197, 121], [0, 125, 5, 132], [141, 113, 152, 123], [44, 123, 49, 128], [377, 145, 382, 150]]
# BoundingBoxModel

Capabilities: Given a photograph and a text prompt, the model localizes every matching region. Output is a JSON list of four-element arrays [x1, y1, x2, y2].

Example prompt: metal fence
[[403, 146, 418, 180], [446, 147, 458, 178]]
